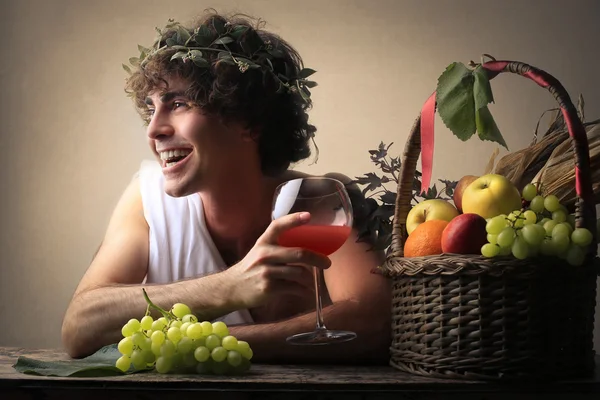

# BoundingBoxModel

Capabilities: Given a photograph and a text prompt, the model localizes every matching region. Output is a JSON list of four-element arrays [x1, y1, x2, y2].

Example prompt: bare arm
[[61, 178, 237, 358], [230, 173, 392, 365]]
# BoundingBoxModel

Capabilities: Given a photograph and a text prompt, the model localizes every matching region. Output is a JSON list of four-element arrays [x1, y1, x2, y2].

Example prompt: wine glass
[[272, 177, 357, 345]]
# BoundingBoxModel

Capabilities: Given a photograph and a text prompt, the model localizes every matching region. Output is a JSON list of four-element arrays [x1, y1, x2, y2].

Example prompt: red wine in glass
[[272, 177, 357, 345]]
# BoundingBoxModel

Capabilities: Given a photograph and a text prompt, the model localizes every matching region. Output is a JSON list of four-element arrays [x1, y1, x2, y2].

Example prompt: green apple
[[461, 174, 522, 219], [406, 199, 459, 235]]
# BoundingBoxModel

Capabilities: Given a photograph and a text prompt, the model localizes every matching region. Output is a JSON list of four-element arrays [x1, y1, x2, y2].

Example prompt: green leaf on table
[[436, 62, 476, 141], [12, 344, 150, 377]]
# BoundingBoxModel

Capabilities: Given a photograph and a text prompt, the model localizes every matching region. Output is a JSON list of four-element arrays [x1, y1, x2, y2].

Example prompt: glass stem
[[314, 266, 326, 330]]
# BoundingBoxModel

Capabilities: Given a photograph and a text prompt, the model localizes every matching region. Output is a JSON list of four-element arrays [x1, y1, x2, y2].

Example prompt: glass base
[[286, 329, 357, 345]]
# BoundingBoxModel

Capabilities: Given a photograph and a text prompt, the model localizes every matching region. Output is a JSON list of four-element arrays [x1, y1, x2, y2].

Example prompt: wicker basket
[[378, 59, 600, 381]]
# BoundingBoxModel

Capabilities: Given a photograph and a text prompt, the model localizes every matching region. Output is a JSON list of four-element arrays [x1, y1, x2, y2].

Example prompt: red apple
[[453, 175, 478, 213], [441, 213, 488, 255]]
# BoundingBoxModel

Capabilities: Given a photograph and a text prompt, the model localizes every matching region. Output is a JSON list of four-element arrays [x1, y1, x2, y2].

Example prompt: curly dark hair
[[124, 11, 317, 176]]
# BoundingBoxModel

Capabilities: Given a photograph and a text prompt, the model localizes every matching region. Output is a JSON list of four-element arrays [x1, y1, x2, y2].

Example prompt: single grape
[[537, 217, 551, 226], [552, 223, 571, 239], [151, 319, 166, 332], [227, 350, 242, 367], [544, 195, 561, 213], [155, 356, 172, 374], [481, 243, 500, 258], [240, 347, 253, 361], [522, 183, 538, 201], [170, 320, 182, 329], [186, 323, 203, 340], [151, 341, 162, 356], [167, 327, 182, 344], [121, 324, 134, 338], [486, 215, 507, 235], [212, 321, 229, 338], [566, 244, 586, 266], [520, 224, 545, 247], [211, 346, 228, 363], [178, 337, 194, 354], [236, 341, 250, 354], [118, 337, 134, 356], [205, 334, 221, 350], [511, 237, 529, 260], [194, 346, 210, 363], [221, 336, 239, 351], [161, 340, 176, 358], [200, 321, 213, 336], [130, 350, 146, 370], [552, 210, 567, 223], [497, 227, 516, 248], [182, 314, 198, 323], [543, 220, 558, 236], [127, 319, 141, 333], [140, 315, 153, 331], [131, 332, 145, 347], [487, 233, 498, 245], [571, 228, 593, 247], [115, 355, 131, 372], [551, 232, 570, 255], [529, 196, 545, 213], [151, 330, 165, 345], [180, 322, 191, 337], [523, 210, 537, 225], [139, 337, 152, 351], [172, 303, 192, 319]]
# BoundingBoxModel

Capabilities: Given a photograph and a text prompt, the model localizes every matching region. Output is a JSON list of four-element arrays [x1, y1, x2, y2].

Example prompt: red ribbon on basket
[[419, 92, 436, 194], [419, 60, 590, 199]]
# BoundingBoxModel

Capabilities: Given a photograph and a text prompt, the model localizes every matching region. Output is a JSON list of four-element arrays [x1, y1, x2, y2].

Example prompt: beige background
[[1, 0, 599, 352]]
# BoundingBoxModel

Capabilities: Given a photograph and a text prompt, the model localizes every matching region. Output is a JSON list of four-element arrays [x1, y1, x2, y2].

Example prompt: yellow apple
[[461, 174, 522, 219], [406, 199, 459, 235]]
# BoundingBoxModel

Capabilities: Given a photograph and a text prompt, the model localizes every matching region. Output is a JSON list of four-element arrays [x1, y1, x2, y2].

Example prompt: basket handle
[[390, 59, 598, 258]]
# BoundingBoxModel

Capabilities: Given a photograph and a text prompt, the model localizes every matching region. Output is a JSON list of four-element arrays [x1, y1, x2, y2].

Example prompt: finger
[[263, 246, 331, 270], [265, 265, 315, 291], [258, 212, 310, 245]]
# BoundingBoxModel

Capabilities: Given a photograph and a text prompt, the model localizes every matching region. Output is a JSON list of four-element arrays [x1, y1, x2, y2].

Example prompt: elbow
[[61, 305, 92, 359]]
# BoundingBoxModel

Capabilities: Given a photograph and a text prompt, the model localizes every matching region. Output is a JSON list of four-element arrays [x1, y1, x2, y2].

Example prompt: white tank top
[[136, 160, 254, 326]]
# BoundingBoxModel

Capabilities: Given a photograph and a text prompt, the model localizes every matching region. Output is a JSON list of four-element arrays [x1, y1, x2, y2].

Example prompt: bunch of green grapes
[[115, 289, 253, 375], [481, 183, 594, 266]]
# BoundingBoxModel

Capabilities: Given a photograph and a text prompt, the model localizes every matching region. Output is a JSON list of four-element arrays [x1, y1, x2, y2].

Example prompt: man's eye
[[147, 108, 155, 116], [173, 101, 188, 109]]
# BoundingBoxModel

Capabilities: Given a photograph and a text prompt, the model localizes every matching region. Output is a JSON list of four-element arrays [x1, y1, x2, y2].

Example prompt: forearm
[[62, 273, 233, 358], [230, 300, 391, 365]]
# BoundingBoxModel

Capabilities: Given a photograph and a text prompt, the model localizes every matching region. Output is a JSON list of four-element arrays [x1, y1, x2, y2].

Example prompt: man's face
[[144, 76, 249, 197]]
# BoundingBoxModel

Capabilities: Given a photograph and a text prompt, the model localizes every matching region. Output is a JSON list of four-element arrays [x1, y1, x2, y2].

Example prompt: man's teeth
[[159, 149, 192, 161]]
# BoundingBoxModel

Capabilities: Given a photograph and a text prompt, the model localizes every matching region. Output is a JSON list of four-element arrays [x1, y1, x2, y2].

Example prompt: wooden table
[[1, 347, 599, 399]]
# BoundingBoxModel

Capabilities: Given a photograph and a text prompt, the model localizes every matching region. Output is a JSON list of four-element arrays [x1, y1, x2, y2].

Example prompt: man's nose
[[147, 113, 174, 140]]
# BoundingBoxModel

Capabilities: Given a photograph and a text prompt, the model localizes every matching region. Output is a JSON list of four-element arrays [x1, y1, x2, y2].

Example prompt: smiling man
[[61, 11, 391, 364]]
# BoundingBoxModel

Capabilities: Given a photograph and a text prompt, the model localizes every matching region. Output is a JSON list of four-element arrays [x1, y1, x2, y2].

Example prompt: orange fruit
[[404, 219, 449, 257]]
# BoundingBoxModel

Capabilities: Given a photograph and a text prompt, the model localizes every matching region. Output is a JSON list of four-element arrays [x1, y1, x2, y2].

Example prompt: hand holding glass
[[272, 177, 356, 345]]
